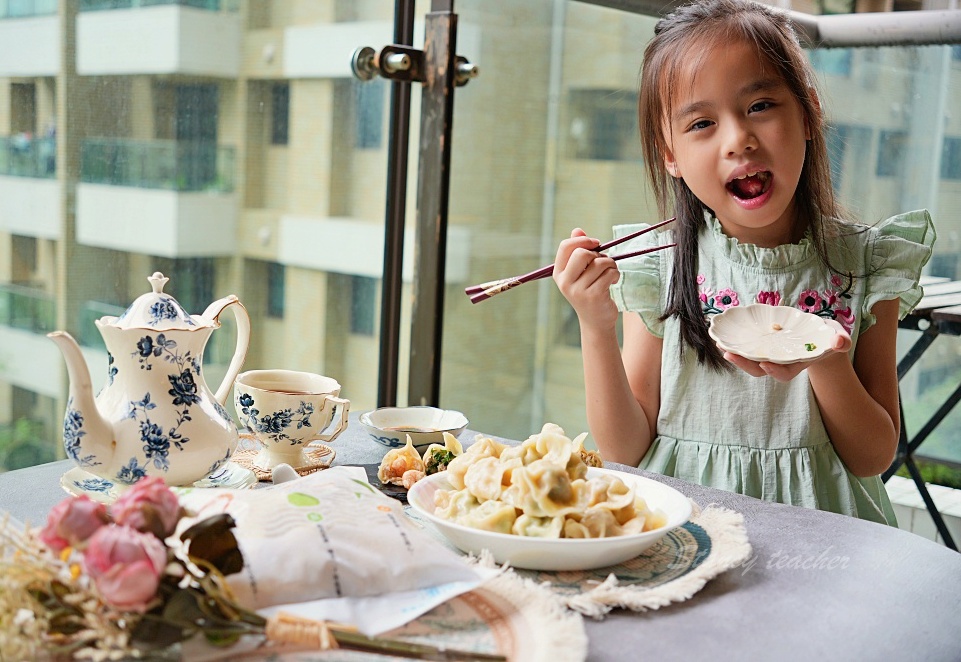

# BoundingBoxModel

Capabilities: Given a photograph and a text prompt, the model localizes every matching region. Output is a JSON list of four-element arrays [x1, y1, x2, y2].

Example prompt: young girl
[[553, 0, 935, 525]]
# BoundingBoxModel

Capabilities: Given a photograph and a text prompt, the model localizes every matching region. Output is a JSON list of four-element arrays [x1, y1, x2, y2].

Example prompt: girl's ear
[[663, 148, 681, 178]]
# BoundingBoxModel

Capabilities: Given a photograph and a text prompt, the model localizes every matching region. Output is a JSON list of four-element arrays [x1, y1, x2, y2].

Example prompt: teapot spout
[[48, 331, 115, 470]]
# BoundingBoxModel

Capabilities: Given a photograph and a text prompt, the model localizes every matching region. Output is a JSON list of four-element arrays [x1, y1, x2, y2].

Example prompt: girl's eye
[[748, 101, 774, 113], [689, 119, 714, 132]]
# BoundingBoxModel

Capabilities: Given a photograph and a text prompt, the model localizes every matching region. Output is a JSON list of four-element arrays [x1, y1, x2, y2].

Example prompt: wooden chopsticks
[[465, 218, 675, 304]]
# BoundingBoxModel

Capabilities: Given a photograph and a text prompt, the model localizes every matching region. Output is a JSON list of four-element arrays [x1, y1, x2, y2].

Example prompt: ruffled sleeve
[[861, 209, 936, 331], [608, 222, 669, 337]]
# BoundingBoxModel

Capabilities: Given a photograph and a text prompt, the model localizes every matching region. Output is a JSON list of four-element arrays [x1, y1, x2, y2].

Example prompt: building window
[[928, 252, 959, 281], [271, 84, 290, 145], [809, 48, 853, 77], [354, 81, 384, 149], [350, 276, 376, 335], [941, 137, 961, 180], [876, 129, 907, 177], [826, 123, 872, 192], [267, 262, 285, 318], [826, 124, 848, 190], [167, 258, 214, 315], [567, 89, 639, 162]]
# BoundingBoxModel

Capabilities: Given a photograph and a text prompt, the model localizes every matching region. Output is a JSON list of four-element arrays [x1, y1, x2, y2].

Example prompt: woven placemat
[[232, 436, 336, 482], [507, 503, 752, 617]]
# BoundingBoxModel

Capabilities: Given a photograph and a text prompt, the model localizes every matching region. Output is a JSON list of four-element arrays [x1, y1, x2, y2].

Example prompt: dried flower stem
[[263, 611, 507, 661]]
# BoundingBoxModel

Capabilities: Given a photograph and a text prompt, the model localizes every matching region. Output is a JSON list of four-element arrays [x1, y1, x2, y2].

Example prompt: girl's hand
[[553, 228, 620, 331], [721, 320, 853, 383]]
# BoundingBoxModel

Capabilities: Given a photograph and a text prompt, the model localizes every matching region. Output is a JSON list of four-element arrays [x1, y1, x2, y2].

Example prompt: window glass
[[0, 0, 393, 474], [270, 84, 289, 146], [442, 3, 961, 466], [354, 79, 385, 150], [1, 1, 959, 476]]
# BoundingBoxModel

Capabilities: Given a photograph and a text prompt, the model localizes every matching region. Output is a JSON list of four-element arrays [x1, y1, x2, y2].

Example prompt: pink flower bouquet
[[1, 476, 502, 661]]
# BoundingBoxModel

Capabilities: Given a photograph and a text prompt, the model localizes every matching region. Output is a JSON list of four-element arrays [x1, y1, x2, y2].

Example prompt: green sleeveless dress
[[608, 210, 936, 525]]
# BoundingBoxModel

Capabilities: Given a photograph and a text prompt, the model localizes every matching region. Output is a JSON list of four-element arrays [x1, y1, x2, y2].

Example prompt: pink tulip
[[39, 495, 109, 553], [83, 524, 168, 612], [111, 476, 182, 539]]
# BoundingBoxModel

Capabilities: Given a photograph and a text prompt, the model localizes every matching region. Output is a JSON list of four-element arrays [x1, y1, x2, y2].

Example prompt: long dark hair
[[638, 0, 844, 369]]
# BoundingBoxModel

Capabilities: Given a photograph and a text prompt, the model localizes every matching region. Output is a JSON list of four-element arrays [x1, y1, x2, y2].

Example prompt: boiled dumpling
[[445, 436, 506, 490], [457, 498, 517, 534], [377, 436, 426, 486], [512, 513, 564, 538], [563, 507, 622, 538], [500, 423, 572, 468], [504, 459, 590, 518], [421, 432, 464, 475], [463, 455, 520, 502]]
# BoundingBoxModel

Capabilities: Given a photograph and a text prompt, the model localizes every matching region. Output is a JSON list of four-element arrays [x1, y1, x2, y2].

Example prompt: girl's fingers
[[554, 235, 600, 274], [723, 352, 768, 378], [824, 320, 853, 353]]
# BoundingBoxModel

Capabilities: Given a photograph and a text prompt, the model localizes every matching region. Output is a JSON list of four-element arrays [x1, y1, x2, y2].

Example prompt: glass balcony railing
[[0, 283, 55, 334], [0, 0, 57, 18], [0, 134, 56, 179], [80, 138, 235, 192], [79, 0, 226, 12], [77, 300, 126, 350]]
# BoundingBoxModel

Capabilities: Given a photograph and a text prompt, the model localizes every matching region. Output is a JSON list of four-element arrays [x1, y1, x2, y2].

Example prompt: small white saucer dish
[[60, 462, 257, 504], [708, 304, 840, 365]]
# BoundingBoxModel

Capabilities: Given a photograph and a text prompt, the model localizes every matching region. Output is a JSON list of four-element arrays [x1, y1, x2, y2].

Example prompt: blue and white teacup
[[234, 369, 349, 470]]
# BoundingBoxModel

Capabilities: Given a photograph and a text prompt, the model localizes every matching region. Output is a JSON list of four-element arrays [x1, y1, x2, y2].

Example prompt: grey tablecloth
[[2, 419, 960, 662]]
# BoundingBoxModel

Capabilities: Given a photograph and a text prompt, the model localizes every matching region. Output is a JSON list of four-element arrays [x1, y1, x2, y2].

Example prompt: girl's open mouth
[[726, 171, 772, 200]]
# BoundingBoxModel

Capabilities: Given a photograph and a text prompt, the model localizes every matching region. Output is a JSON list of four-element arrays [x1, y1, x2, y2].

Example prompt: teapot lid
[[109, 272, 214, 330]]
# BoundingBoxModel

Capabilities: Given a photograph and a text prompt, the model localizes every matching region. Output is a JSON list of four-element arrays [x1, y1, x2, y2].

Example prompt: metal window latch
[[351, 45, 479, 87]]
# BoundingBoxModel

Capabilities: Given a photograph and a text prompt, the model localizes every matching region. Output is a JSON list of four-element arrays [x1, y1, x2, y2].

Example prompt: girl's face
[[661, 39, 811, 247]]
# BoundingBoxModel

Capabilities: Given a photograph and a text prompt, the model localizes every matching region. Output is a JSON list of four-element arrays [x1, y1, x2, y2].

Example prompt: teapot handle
[[203, 295, 251, 407]]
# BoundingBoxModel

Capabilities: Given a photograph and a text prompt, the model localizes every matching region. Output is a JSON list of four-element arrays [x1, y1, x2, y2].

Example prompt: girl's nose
[[724, 121, 758, 156]]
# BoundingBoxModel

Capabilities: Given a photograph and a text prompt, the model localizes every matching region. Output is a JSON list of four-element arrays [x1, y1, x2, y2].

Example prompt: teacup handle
[[313, 396, 350, 442], [202, 295, 252, 406]]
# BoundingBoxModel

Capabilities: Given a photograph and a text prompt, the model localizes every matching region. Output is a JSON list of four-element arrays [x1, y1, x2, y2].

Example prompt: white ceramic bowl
[[360, 406, 469, 451], [407, 467, 692, 571], [708, 303, 840, 365]]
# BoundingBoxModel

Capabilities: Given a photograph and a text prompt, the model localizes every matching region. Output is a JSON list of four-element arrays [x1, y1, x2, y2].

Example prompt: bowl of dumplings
[[407, 423, 692, 571], [360, 406, 469, 451]]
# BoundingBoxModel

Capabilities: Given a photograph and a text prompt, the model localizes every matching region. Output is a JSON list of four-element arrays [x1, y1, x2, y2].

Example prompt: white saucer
[[60, 462, 257, 504]]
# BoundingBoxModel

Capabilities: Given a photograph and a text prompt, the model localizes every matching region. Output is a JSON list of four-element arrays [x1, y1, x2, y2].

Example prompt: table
[[2, 419, 961, 662], [885, 279, 961, 550]]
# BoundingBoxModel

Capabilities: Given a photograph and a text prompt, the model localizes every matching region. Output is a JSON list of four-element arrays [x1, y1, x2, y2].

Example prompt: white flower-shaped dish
[[407, 468, 692, 571], [360, 406, 469, 451], [708, 304, 841, 365]]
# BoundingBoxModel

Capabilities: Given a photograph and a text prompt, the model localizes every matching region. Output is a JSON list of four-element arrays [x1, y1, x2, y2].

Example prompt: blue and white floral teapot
[[48, 272, 251, 486]]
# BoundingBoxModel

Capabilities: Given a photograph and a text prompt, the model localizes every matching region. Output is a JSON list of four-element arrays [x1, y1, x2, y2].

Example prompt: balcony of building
[[76, 137, 237, 258], [0, 282, 61, 400], [0, 134, 60, 239], [0, 0, 58, 77], [77, 0, 241, 77]]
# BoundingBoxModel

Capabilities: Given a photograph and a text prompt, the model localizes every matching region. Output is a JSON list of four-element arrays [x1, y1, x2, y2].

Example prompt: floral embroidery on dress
[[756, 290, 781, 306], [699, 273, 854, 333], [742, 276, 855, 333], [697, 275, 742, 314], [796, 273, 855, 333]]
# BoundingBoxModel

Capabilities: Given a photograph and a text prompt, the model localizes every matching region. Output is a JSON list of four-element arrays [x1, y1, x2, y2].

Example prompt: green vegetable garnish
[[805, 343, 817, 351], [425, 450, 456, 475]]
